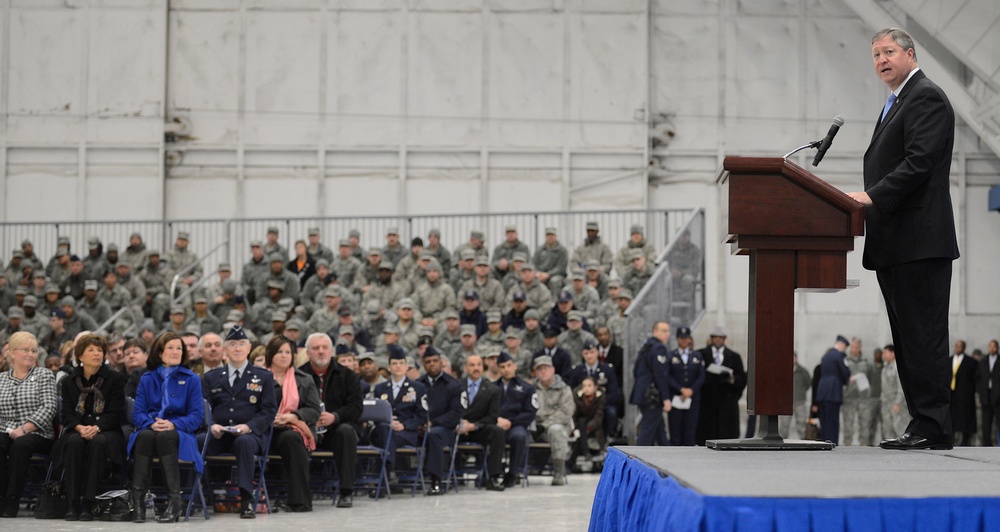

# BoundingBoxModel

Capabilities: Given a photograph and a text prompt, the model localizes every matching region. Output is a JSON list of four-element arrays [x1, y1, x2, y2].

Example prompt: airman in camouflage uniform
[[504, 263, 552, 314], [381, 227, 407, 267], [461, 257, 506, 313], [534, 227, 569, 294], [565, 272, 601, 322], [605, 289, 632, 346], [477, 311, 506, 352], [242, 241, 269, 303], [332, 239, 363, 290], [449, 249, 477, 294], [425, 228, 452, 273], [622, 249, 654, 297], [571, 221, 613, 275], [123, 232, 150, 274], [557, 311, 597, 366], [262, 225, 289, 262], [412, 262, 456, 323], [613, 224, 658, 278], [492, 225, 531, 280], [306, 226, 335, 264], [255, 253, 300, 304], [453, 230, 489, 263]]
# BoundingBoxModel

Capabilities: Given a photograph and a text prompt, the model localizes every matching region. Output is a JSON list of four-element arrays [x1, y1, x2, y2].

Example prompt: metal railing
[[1, 210, 695, 279], [620, 208, 706, 444], [168, 240, 230, 307]]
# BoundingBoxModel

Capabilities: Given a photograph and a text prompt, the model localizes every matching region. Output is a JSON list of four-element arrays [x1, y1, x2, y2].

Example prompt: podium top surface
[[722, 156, 864, 239]]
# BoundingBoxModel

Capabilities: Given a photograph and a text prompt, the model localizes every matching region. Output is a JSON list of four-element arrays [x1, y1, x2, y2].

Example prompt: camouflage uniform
[[534, 238, 569, 293], [332, 251, 363, 290], [506, 277, 552, 315], [460, 275, 506, 314], [572, 237, 613, 275], [412, 274, 456, 323], [841, 353, 875, 446], [163, 243, 202, 286], [557, 327, 597, 367], [613, 229, 657, 278]]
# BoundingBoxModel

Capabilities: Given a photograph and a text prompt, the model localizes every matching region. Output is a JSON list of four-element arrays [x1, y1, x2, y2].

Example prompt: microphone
[[812, 115, 844, 167]]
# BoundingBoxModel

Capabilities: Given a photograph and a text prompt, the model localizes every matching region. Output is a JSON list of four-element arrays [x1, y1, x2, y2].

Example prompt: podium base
[[706, 415, 835, 451]]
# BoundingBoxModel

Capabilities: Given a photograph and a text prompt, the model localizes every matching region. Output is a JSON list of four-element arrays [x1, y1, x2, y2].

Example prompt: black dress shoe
[[64, 505, 80, 521], [486, 476, 505, 492], [427, 480, 444, 496], [502, 472, 518, 488], [289, 504, 312, 513], [79, 510, 94, 522], [336, 494, 353, 508], [239, 501, 256, 519], [880, 432, 952, 450]]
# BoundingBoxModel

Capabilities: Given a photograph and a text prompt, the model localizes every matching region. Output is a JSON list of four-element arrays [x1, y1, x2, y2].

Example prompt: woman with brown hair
[[128, 332, 203, 523], [265, 335, 320, 512], [0, 331, 57, 518], [54, 334, 127, 521]]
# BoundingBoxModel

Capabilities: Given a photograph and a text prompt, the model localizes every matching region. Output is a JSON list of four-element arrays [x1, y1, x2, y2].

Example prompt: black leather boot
[[131, 490, 147, 523], [157, 494, 182, 523], [157, 454, 182, 523]]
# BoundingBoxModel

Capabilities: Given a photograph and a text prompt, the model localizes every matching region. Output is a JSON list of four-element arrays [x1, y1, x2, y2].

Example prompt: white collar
[[890, 67, 920, 96]]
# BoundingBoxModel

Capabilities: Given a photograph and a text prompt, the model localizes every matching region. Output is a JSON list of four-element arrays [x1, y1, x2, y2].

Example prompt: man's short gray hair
[[306, 332, 332, 348], [872, 28, 917, 62]]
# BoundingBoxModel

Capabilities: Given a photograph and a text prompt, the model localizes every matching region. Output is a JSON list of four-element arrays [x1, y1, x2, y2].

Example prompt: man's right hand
[[210, 424, 225, 439], [662, 399, 672, 413], [318, 411, 337, 427], [497, 417, 512, 431]]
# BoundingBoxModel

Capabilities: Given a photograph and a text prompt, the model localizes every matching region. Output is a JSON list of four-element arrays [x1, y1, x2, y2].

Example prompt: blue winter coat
[[128, 366, 205, 473]]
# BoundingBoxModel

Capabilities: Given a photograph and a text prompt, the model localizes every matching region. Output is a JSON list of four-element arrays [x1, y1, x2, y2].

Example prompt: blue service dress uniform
[[498, 376, 538, 477], [815, 348, 851, 443], [630, 337, 672, 446], [416, 372, 466, 480], [666, 348, 705, 446], [202, 364, 278, 494], [372, 378, 427, 468], [567, 361, 621, 437]]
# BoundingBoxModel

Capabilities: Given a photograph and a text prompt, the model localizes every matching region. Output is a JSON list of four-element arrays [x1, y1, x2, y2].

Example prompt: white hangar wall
[[1, 0, 998, 362]]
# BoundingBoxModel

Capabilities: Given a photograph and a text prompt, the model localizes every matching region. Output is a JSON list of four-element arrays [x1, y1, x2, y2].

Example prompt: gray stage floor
[[620, 446, 1000, 499], [5, 474, 599, 531]]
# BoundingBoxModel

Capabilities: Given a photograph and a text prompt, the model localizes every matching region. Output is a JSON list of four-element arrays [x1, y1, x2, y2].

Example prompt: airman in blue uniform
[[630, 321, 673, 446], [416, 346, 466, 495], [372, 346, 427, 478], [666, 327, 704, 446], [202, 326, 277, 518], [496, 351, 537, 487]]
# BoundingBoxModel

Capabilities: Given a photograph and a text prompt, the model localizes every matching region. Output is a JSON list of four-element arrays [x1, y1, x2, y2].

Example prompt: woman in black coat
[[287, 240, 317, 288], [54, 334, 127, 521]]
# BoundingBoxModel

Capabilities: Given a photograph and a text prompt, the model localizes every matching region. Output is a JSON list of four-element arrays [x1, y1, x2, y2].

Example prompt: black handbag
[[96, 490, 134, 522], [34, 480, 68, 519]]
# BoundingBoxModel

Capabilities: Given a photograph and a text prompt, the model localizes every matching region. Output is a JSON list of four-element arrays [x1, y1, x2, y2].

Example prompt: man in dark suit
[[533, 326, 573, 380], [372, 345, 427, 481], [457, 354, 506, 491], [848, 28, 959, 451], [950, 340, 978, 446], [815, 336, 852, 444], [300, 332, 362, 508], [202, 326, 278, 518], [595, 326, 624, 393], [417, 346, 465, 495], [695, 327, 747, 445], [977, 340, 1000, 446]]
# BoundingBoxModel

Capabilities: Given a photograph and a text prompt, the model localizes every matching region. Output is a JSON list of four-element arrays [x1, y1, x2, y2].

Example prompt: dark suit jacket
[[463, 378, 500, 428], [951, 354, 978, 432], [862, 69, 959, 270], [299, 360, 363, 429], [977, 354, 1000, 408], [598, 343, 624, 389]]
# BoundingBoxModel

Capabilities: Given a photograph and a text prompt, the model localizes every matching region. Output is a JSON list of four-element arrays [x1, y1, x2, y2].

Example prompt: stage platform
[[590, 446, 1000, 531]]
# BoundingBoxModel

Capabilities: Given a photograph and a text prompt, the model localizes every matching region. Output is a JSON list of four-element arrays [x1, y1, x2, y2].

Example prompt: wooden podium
[[708, 157, 864, 450]]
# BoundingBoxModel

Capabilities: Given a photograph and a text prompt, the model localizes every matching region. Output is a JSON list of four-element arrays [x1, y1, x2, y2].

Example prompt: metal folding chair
[[354, 399, 393, 500]]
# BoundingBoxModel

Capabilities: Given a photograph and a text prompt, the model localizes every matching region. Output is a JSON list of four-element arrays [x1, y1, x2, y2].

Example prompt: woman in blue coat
[[128, 332, 204, 523]]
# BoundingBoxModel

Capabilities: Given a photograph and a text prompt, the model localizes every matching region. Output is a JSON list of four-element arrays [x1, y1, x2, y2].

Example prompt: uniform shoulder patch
[[420, 394, 429, 411], [460, 390, 469, 409], [530, 392, 539, 409]]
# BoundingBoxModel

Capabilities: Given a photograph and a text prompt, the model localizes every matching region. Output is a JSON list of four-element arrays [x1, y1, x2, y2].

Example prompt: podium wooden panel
[[710, 157, 863, 450]]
